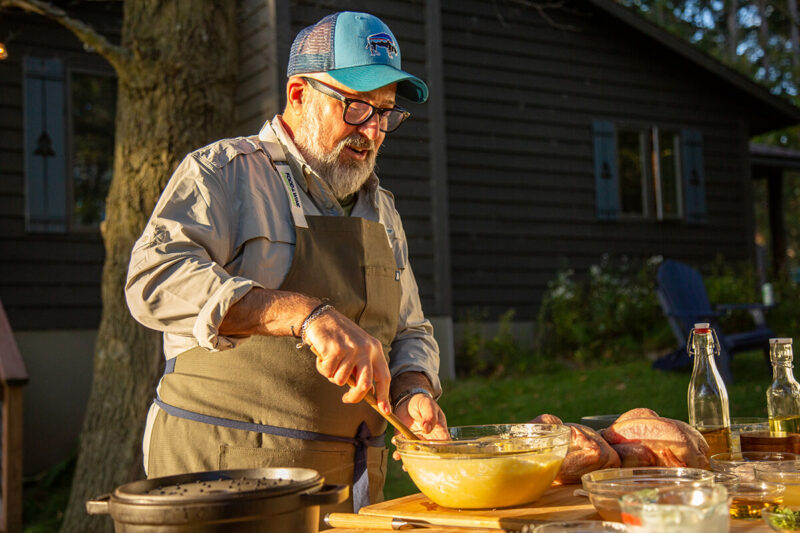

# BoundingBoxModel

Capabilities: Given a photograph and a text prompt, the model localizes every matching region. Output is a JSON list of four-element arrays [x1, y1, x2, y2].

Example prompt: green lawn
[[384, 350, 772, 500], [23, 350, 773, 531]]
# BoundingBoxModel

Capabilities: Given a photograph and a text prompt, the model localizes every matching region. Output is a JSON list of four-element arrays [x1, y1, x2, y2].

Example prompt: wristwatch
[[391, 387, 433, 411]]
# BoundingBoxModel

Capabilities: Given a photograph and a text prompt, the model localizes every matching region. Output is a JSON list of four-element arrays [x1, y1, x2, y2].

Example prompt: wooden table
[[327, 485, 772, 532]]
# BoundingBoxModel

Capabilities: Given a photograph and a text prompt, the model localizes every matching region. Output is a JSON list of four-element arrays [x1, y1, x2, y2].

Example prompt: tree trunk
[[60, 2, 238, 532], [756, 0, 771, 73], [725, 0, 738, 63], [788, 0, 800, 72]]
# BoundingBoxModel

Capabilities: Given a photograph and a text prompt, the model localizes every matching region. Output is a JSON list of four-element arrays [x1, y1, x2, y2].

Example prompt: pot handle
[[85, 494, 111, 515], [301, 484, 349, 506]]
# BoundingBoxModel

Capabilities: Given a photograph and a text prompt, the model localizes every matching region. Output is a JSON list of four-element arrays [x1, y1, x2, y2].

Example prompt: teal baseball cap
[[287, 11, 429, 103]]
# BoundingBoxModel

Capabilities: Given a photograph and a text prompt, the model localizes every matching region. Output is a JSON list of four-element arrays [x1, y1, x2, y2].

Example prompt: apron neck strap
[[259, 122, 309, 229]]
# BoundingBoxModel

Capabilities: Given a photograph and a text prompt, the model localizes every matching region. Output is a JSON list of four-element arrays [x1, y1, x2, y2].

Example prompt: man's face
[[293, 76, 396, 200]]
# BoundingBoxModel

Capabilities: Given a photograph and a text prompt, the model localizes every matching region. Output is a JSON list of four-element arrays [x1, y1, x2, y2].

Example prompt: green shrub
[[703, 256, 762, 334], [457, 255, 800, 375], [455, 308, 560, 378], [535, 255, 673, 366]]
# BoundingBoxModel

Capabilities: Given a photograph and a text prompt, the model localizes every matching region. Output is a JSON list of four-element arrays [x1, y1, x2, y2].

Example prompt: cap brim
[[327, 64, 428, 103]]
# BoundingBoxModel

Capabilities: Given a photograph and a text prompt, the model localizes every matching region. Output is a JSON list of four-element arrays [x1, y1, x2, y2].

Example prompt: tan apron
[[146, 145, 402, 516]]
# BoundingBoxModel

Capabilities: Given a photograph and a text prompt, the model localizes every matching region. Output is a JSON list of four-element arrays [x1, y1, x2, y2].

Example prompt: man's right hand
[[303, 308, 392, 415]]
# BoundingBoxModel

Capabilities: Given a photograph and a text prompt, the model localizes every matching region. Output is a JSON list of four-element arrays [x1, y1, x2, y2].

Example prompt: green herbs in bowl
[[763, 507, 800, 531]]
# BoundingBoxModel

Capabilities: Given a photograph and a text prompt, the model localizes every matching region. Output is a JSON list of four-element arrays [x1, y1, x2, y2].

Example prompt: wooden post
[[0, 301, 28, 533], [1, 387, 23, 533], [767, 168, 787, 276]]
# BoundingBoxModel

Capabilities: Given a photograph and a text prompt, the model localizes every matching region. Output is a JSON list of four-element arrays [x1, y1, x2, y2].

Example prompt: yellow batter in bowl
[[394, 424, 570, 509]]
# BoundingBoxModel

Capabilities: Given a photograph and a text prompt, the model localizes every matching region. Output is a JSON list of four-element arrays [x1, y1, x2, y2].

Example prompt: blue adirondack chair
[[652, 259, 774, 384]]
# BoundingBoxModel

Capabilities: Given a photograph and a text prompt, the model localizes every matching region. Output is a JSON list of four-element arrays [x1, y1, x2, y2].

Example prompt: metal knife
[[324, 512, 538, 532]]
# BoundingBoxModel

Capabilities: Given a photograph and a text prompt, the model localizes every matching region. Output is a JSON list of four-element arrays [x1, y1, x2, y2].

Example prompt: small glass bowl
[[532, 522, 628, 532], [710, 451, 800, 481], [727, 480, 785, 519], [712, 471, 739, 487], [763, 507, 800, 531], [757, 463, 800, 507], [619, 485, 729, 532], [580, 467, 714, 522]]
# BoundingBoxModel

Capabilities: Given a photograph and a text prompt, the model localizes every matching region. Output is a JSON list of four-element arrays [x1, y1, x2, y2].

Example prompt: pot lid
[[112, 467, 323, 505]]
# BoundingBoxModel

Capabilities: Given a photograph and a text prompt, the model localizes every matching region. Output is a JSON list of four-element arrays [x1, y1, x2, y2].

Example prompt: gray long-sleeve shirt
[[125, 116, 441, 396]]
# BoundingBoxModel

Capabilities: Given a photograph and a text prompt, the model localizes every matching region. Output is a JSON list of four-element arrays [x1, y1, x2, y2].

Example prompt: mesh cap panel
[[287, 13, 337, 76]]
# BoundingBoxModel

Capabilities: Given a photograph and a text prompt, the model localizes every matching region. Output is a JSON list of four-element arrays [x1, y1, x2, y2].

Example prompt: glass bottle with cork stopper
[[767, 337, 800, 435], [687, 322, 731, 457]]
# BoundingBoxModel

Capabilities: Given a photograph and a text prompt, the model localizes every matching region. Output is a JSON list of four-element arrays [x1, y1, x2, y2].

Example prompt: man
[[125, 11, 448, 514]]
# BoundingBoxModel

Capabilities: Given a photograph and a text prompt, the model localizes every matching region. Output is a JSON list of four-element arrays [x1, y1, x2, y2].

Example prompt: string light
[[0, 42, 7, 60]]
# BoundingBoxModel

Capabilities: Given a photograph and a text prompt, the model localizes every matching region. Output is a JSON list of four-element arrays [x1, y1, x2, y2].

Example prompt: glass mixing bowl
[[393, 423, 570, 509]]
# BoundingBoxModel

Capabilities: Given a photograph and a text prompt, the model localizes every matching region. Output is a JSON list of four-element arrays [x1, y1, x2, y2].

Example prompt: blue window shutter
[[592, 120, 619, 220], [24, 57, 67, 233], [681, 128, 707, 224]]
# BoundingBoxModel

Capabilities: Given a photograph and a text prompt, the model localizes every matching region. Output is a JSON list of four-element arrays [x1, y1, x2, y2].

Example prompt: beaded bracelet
[[295, 303, 333, 348], [391, 387, 433, 412]]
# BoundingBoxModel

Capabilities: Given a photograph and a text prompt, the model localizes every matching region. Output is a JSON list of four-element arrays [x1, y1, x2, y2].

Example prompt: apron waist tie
[[153, 397, 383, 512]]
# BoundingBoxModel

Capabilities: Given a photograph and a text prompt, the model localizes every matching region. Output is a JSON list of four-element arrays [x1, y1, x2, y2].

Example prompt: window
[[70, 71, 116, 229], [23, 57, 116, 233], [617, 128, 647, 216], [592, 120, 705, 223], [654, 128, 682, 219]]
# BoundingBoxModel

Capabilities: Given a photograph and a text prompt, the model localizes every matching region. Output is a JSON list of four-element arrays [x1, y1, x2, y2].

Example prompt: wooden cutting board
[[358, 485, 772, 532], [359, 485, 597, 528]]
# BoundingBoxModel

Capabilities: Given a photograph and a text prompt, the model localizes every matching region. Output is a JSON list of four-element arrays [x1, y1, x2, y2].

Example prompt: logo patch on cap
[[366, 32, 398, 58]]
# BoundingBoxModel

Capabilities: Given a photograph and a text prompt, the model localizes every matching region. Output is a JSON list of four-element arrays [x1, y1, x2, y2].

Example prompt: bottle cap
[[770, 338, 793, 345], [694, 323, 710, 328]]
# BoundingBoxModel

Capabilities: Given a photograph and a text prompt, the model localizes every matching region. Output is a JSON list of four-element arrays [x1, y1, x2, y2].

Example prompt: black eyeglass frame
[[302, 77, 411, 133]]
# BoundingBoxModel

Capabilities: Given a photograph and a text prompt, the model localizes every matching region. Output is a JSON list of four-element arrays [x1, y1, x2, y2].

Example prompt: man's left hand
[[395, 393, 449, 439]]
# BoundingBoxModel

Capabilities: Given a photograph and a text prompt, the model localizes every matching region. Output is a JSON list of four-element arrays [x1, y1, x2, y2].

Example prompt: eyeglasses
[[302, 77, 411, 133]]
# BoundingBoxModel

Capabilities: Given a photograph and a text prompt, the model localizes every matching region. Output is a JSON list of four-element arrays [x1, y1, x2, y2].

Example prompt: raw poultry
[[530, 414, 620, 484], [531, 407, 710, 483]]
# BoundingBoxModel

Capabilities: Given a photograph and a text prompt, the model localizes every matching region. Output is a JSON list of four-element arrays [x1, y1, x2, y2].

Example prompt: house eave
[[587, 0, 800, 134]]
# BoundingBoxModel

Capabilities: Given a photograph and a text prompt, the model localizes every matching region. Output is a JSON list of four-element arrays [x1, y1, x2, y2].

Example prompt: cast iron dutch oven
[[86, 467, 348, 532]]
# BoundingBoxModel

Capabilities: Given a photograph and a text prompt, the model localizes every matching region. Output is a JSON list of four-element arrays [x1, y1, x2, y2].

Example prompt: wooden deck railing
[[0, 300, 28, 533]]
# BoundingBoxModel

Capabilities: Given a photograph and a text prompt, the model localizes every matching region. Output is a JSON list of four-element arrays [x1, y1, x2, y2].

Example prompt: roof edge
[[586, 0, 800, 125]]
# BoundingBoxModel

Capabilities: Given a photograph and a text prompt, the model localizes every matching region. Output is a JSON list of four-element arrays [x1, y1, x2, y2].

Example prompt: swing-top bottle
[[767, 338, 800, 435], [687, 322, 731, 457]]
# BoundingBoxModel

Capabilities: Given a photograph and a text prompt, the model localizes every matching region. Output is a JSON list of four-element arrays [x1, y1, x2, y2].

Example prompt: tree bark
[[55, 2, 239, 532], [756, 0, 770, 73], [725, 0, 739, 63], [788, 0, 800, 72]]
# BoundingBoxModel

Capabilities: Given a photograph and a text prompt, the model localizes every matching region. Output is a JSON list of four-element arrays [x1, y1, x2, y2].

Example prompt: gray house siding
[[0, 6, 117, 330], [236, 0, 280, 134], [441, 0, 770, 319]]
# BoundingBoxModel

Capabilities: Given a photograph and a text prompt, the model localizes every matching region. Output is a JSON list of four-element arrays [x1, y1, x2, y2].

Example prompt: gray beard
[[294, 103, 378, 200]]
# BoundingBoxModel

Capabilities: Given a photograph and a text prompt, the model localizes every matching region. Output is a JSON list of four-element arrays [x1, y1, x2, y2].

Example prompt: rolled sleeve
[[192, 276, 262, 350], [125, 153, 262, 351]]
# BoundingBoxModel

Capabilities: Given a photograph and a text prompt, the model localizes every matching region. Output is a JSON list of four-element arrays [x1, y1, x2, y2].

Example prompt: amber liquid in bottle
[[767, 338, 800, 436], [687, 324, 731, 457], [700, 426, 732, 458], [769, 415, 800, 434]]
